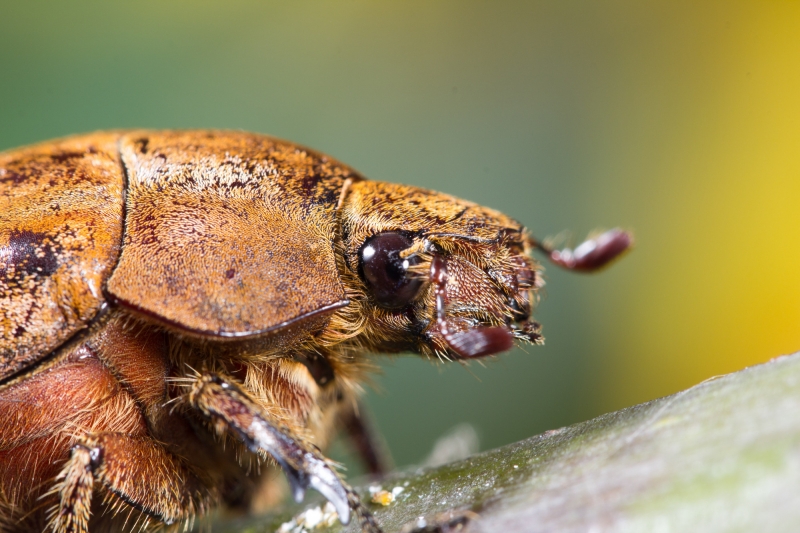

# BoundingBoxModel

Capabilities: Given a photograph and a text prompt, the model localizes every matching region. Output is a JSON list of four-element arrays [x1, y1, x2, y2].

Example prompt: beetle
[[0, 130, 630, 533]]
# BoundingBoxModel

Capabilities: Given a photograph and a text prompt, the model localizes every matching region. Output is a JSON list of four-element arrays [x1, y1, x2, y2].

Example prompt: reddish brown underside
[[0, 322, 151, 528], [0, 312, 310, 530]]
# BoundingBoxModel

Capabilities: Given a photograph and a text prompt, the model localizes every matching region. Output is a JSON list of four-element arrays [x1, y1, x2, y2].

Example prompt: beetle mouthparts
[[430, 254, 515, 359], [442, 326, 515, 359]]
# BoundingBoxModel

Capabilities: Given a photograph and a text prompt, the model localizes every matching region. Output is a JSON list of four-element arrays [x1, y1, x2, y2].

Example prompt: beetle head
[[336, 181, 542, 360]]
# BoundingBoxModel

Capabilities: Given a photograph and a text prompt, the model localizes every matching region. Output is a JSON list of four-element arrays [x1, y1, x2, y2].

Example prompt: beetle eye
[[359, 232, 423, 309]]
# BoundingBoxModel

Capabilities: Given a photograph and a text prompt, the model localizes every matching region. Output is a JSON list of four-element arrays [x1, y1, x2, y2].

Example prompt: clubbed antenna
[[529, 228, 632, 272]]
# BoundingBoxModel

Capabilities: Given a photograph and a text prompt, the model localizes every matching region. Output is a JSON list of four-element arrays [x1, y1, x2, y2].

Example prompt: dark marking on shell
[[48, 151, 87, 164], [134, 138, 150, 154], [0, 171, 27, 185], [4, 230, 60, 280]]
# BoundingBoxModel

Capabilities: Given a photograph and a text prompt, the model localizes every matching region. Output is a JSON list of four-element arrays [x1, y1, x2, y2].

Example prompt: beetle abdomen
[[0, 133, 125, 381]]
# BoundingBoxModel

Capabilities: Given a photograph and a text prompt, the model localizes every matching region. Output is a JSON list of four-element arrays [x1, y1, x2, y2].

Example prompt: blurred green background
[[2, 1, 799, 471]]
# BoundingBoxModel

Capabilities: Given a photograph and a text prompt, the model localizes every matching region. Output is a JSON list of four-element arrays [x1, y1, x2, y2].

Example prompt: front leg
[[186, 373, 382, 533]]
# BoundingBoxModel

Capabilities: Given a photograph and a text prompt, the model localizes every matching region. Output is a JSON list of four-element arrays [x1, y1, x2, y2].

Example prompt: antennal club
[[531, 228, 632, 272]]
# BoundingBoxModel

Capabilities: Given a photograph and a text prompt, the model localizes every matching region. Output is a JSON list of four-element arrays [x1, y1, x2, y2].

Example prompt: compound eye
[[359, 232, 423, 309]]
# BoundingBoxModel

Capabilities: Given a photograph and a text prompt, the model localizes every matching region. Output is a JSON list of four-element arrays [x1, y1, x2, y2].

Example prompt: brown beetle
[[0, 131, 630, 533]]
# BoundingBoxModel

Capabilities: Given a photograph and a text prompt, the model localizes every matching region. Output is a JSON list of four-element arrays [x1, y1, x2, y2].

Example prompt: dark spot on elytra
[[3, 304, 41, 342], [134, 138, 150, 154], [0, 170, 28, 185], [49, 151, 86, 164], [11, 324, 26, 339], [225, 268, 236, 279], [4, 229, 60, 279], [300, 173, 324, 205], [315, 183, 339, 207]]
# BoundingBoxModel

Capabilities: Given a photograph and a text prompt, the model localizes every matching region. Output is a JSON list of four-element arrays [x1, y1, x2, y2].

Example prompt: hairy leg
[[50, 433, 212, 533], [0, 342, 149, 531], [186, 372, 382, 533]]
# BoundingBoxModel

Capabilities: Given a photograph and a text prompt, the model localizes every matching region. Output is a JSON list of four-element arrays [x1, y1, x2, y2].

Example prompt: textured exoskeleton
[[0, 131, 630, 533]]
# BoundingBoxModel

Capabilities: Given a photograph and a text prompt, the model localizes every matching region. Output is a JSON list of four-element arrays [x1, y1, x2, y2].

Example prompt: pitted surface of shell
[[0, 134, 124, 381]]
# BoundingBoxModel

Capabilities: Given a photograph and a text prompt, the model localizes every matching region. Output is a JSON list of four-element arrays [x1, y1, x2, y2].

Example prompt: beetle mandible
[[0, 131, 630, 533]]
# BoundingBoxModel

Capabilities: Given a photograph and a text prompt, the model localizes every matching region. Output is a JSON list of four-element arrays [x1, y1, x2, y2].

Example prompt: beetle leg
[[339, 402, 393, 477], [51, 444, 92, 533], [186, 373, 382, 533], [50, 433, 210, 533]]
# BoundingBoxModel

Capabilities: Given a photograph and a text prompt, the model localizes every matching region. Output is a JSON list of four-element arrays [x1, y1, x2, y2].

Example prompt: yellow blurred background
[[1, 1, 798, 469]]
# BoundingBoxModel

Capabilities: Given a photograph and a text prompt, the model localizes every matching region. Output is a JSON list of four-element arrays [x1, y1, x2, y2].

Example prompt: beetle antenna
[[527, 228, 632, 272]]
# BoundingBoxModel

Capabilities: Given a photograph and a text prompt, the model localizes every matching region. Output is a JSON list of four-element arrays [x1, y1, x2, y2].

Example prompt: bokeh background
[[2, 1, 799, 471]]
